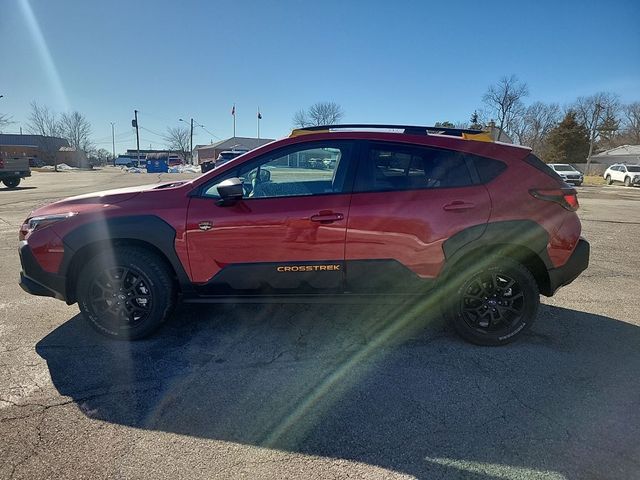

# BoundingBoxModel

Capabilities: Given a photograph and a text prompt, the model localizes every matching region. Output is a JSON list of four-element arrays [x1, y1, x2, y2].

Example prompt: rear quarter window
[[471, 155, 507, 183], [523, 154, 564, 183]]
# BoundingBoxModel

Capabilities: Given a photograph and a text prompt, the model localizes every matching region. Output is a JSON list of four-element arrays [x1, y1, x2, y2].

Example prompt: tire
[[605, 175, 612, 185], [2, 177, 20, 188], [575, 182, 582, 187], [76, 247, 176, 340], [624, 176, 631, 187], [443, 258, 539, 346]]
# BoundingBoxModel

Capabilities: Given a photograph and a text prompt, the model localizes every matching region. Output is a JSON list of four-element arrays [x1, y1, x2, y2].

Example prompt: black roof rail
[[291, 124, 485, 137]]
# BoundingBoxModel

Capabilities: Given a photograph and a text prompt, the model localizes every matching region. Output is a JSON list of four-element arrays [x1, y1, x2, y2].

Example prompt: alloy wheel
[[460, 272, 524, 333], [88, 266, 152, 329]]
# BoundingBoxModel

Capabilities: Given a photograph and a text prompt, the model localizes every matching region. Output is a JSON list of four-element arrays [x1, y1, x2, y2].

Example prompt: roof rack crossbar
[[292, 124, 484, 137]]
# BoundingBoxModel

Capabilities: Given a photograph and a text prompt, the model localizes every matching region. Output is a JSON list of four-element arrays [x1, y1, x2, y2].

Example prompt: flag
[[231, 105, 235, 116], [257, 111, 262, 120]]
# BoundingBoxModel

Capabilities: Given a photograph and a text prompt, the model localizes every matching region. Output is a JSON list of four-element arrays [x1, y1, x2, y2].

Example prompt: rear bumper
[[18, 242, 67, 301], [0, 171, 31, 178], [546, 238, 590, 295]]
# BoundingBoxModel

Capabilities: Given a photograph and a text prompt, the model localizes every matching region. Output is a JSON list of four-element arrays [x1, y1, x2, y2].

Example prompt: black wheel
[[443, 258, 539, 346], [77, 247, 176, 340], [624, 176, 631, 187], [3, 177, 20, 188], [605, 175, 612, 185]]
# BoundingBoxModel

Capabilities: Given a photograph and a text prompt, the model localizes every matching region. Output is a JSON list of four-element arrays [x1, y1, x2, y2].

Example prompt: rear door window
[[355, 143, 473, 192]]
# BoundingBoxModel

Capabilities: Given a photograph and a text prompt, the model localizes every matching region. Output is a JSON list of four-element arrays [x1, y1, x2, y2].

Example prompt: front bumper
[[18, 242, 67, 301], [547, 238, 590, 295]]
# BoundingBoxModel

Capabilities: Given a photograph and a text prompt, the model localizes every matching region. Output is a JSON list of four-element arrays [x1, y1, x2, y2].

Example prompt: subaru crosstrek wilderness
[[18, 125, 589, 345]]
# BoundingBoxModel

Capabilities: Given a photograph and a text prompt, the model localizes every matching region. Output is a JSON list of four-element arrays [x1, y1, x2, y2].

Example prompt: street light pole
[[190, 118, 194, 165], [133, 110, 140, 164], [110, 122, 116, 163]]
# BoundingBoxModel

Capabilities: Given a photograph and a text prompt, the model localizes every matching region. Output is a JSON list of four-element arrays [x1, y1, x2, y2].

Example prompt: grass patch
[[583, 175, 605, 186]]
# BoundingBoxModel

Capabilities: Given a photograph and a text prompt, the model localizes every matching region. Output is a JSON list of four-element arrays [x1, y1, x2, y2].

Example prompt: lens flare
[[18, 0, 70, 110]]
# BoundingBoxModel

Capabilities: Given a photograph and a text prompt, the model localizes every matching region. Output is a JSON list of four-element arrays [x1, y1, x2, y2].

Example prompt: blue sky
[[1, 0, 639, 153]]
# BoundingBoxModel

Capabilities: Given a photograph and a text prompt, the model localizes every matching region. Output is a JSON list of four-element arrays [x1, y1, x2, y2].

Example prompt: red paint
[[23, 130, 583, 283]]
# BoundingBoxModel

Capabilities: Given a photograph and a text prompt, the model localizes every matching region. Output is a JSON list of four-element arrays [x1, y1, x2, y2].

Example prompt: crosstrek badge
[[277, 265, 341, 272]]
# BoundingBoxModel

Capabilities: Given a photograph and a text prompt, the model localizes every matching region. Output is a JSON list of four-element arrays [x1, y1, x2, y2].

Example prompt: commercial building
[[193, 137, 274, 165], [589, 145, 640, 166], [0, 133, 71, 165]]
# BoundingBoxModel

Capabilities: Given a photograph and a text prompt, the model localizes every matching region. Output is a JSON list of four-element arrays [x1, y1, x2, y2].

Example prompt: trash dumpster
[[146, 156, 168, 173]]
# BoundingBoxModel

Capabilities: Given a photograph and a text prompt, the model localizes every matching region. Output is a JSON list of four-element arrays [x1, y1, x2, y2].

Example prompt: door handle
[[443, 201, 476, 212], [310, 211, 344, 224]]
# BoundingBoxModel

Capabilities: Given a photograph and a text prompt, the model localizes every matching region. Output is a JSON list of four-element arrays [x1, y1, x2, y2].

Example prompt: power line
[[139, 126, 166, 138]]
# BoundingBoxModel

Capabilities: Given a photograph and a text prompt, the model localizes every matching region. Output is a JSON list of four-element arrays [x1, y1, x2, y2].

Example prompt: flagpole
[[233, 103, 236, 138], [257, 107, 260, 139]]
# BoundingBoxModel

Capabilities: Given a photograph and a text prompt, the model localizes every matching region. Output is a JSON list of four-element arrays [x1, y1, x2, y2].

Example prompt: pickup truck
[[0, 156, 31, 188]]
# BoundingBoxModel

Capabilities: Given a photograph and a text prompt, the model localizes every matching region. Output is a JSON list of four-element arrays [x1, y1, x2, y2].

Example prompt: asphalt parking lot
[[1, 170, 639, 480]]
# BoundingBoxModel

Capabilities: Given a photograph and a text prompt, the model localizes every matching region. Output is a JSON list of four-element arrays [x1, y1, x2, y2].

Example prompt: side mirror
[[216, 177, 243, 206]]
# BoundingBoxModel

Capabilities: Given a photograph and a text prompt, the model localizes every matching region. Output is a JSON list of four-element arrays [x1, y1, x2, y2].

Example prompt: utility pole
[[257, 107, 261, 139], [133, 110, 140, 164], [232, 104, 236, 137], [190, 118, 194, 165], [585, 103, 603, 176], [110, 122, 116, 163]]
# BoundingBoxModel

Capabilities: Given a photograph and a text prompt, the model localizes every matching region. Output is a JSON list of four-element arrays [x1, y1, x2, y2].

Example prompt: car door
[[620, 165, 629, 182], [613, 165, 623, 182], [185, 140, 356, 295], [344, 141, 492, 294]]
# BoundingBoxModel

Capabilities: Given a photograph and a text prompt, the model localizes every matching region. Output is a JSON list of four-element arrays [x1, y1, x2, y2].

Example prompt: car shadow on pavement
[[36, 303, 640, 479], [0, 186, 37, 191]]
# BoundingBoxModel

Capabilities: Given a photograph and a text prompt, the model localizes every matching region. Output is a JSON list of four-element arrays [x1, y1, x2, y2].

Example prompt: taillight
[[529, 188, 579, 211], [0, 158, 4, 169]]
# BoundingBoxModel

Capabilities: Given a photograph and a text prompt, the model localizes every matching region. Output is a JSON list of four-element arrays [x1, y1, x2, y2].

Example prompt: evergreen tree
[[469, 111, 483, 130], [545, 111, 590, 164]]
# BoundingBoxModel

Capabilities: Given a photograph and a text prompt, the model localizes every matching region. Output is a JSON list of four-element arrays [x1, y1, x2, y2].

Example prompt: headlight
[[21, 212, 77, 238]]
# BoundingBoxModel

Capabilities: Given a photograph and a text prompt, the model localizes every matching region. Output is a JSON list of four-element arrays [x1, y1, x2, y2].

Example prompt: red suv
[[18, 125, 589, 345]]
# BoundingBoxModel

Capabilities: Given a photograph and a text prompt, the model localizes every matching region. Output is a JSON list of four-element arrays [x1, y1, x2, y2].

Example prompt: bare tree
[[88, 148, 112, 166], [27, 102, 60, 138], [622, 102, 640, 144], [482, 75, 529, 137], [27, 102, 64, 169], [164, 127, 191, 163], [0, 113, 14, 133], [292, 109, 310, 128], [513, 102, 561, 154], [572, 92, 620, 136], [292, 101, 344, 127], [59, 111, 94, 153]]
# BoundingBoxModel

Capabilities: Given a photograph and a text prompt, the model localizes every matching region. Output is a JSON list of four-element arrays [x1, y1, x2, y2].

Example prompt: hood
[[29, 181, 187, 217]]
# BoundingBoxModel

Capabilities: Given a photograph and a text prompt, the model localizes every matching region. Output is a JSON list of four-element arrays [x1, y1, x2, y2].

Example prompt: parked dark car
[[200, 149, 249, 173]]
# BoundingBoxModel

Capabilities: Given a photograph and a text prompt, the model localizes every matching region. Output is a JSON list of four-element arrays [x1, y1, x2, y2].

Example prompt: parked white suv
[[548, 164, 583, 186], [604, 164, 640, 187]]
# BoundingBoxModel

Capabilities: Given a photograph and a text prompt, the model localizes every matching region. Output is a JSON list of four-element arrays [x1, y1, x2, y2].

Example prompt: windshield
[[554, 165, 577, 172]]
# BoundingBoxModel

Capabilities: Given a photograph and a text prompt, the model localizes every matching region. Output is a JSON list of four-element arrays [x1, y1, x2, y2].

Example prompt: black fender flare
[[440, 220, 552, 287], [61, 215, 193, 301]]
